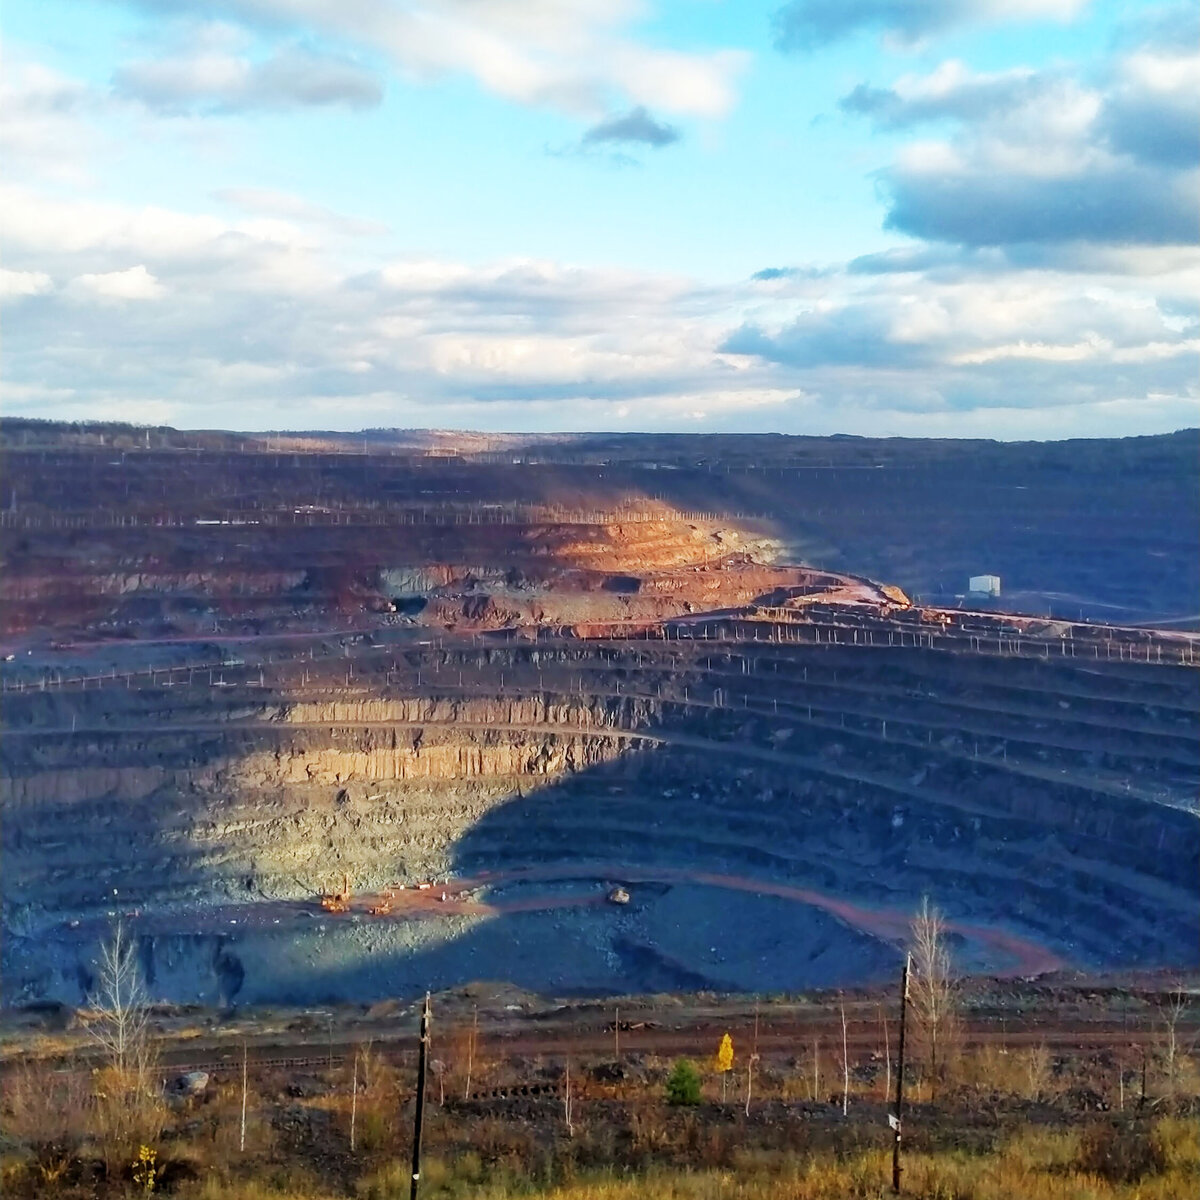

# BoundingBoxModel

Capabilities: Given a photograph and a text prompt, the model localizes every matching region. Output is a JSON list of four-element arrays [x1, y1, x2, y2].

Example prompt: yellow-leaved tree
[[716, 1033, 734, 1102]]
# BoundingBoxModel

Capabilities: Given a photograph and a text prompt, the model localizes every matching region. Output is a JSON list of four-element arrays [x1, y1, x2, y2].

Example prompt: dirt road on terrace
[[143, 995, 1187, 1077], [59, 861, 1064, 983]]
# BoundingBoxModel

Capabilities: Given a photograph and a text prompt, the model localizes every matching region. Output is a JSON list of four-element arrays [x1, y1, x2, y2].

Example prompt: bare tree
[[88, 924, 151, 1075], [908, 897, 958, 1101], [87, 924, 163, 1167], [1023, 1044, 1050, 1101], [1158, 984, 1192, 1101], [563, 1059, 575, 1137], [430, 1058, 447, 1106], [463, 1005, 477, 1101]]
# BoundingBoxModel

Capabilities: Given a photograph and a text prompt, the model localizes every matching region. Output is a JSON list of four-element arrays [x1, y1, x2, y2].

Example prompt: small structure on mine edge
[[968, 574, 1001, 598], [607, 886, 631, 906]]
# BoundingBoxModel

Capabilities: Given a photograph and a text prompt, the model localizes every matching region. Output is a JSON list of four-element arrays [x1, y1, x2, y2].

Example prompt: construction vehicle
[[368, 888, 394, 916], [321, 873, 353, 913]]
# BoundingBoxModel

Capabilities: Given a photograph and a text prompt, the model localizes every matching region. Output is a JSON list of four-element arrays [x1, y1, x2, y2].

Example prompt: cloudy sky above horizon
[[2, 0, 1197, 438]]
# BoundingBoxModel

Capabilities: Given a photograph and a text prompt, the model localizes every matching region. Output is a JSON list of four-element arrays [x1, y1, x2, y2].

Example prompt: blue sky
[[1, 1, 1196, 437]]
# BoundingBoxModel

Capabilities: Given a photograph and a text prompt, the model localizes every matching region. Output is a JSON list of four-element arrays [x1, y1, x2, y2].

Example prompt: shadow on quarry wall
[[594, 439, 1200, 624], [4, 664, 1200, 1008], [160, 738, 1200, 1007]]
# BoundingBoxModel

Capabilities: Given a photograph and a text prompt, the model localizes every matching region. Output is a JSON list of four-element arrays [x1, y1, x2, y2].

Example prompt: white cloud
[[113, 43, 383, 112], [842, 41, 1200, 248], [775, 0, 1087, 51], [66, 265, 165, 301], [214, 187, 388, 237], [118, 0, 747, 119], [0, 57, 102, 185], [0, 268, 53, 300], [1, 164, 1195, 437]]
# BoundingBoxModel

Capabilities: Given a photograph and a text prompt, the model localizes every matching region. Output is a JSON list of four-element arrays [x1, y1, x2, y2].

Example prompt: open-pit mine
[[2, 423, 1198, 1006]]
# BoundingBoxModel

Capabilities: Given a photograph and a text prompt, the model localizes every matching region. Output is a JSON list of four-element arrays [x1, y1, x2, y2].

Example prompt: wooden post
[[892, 954, 910, 1193], [614, 1007, 620, 1059], [410, 993, 431, 1200], [240, 1041, 248, 1152], [350, 1050, 358, 1152], [841, 997, 849, 1117], [464, 1005, 477, 1101], [882, 1003, 891, 1103]]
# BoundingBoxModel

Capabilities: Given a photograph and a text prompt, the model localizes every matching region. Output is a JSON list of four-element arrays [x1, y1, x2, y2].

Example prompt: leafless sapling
[[908, 897, 958, 1101]]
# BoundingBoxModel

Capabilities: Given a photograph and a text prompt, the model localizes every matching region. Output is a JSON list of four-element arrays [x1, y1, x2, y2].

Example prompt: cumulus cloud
[[110, 1, 745, 119], [840, 39, 1200, 248], [0, 59, 104, 185], [885, 159, 1197, 247], [773, 0, 1085, 52], [214, 187, 388, 237], [114, 43, 383, 112], [582, 106, 680, 148], [66, 265, 165, 301], [726, 262, 1200, 438], [2, 181, 1195, 437], [1099, 51, 1200, 168], [838, 61, 1049, 128], [0, 268, 53, 301]]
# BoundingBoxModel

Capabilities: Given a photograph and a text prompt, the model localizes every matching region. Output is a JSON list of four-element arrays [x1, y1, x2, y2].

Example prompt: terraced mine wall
[[5, 426, 1195, 631], [3, 626, 1197, 1005]]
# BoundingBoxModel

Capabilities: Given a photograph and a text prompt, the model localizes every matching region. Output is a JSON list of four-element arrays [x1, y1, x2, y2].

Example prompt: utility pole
[[350, 1050, 358, 1153], [841, 996, 849, 1118], [892, 954, 910, 1194], [410, 993, 431, 1200], [240, 1041, 248, 1152]]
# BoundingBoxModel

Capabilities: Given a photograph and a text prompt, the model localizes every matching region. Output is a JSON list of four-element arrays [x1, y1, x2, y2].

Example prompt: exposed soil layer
[[4, 627, 1197, 1005], [1, 424, 1197, 1007], [3, 424, 1195, 634]]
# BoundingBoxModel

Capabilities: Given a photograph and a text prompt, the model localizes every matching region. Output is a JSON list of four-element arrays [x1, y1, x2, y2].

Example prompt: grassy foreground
[[89, 1118, 1193, 1200]]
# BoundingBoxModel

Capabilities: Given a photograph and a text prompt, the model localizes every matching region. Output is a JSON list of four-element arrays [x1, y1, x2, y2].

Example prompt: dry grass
[[0, 1061, 91, 1149], [2, 1017, 1195, 1200], [395, 1120, 1197, 1200], [148, 1118, 1200, 1200]]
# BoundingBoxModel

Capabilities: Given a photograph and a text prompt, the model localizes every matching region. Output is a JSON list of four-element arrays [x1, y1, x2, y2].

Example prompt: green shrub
[[664, 1060, 701, 1107]]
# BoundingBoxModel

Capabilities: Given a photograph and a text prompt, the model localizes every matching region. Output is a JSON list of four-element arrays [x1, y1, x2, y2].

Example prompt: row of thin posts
[[403, 965, 910, 1196], [0, 504, 748, 530], [2, 632, 1194, 697]]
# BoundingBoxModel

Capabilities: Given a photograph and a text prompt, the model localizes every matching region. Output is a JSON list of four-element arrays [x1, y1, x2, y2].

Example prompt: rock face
[[3, 630, 1197, 1005], [1, 424, 1197, 1006]]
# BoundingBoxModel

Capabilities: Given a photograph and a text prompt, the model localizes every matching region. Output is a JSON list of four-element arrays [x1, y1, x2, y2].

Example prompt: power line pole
[[410, 993, 431, 1200], [892, 954, 910, 1194], [240, 1041, 248, 1153]]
